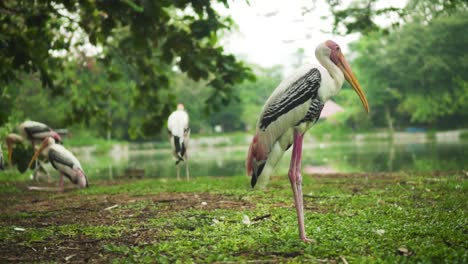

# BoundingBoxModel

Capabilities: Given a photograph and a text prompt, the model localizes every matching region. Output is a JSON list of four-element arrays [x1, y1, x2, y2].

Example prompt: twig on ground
[[253, 214, 272, 221], [153, 199, 179, 203], [103, 204, 119, 211], [340, 256, 349, 264], [27, 186, 61, 192], [65, 254, 76, 261]]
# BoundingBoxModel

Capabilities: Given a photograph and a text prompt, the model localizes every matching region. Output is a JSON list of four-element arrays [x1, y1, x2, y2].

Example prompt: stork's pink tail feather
[[246, 132, 267, 177], [246, 135, 256, 177]]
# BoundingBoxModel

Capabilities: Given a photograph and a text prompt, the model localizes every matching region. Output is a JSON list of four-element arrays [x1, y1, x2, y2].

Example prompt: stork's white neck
[[41, 145, 51, 157], [315, 44, 345, 101], [40, 138, 55, 157]]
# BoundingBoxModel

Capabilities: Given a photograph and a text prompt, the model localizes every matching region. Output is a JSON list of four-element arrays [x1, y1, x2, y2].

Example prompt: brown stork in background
[[246, 40, 369, 242]]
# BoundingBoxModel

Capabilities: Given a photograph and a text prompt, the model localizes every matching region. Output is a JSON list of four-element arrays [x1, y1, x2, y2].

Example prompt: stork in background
[[6, 120, 62, 166], [246, 40, 369, 242], [28, 137, 88, 191], [167, 104, 190, 180], [0, 144, 4, 170]]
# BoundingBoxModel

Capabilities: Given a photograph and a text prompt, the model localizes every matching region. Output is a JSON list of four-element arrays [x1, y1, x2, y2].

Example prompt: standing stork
[[0, 143, 4, 170], [6, 120, 62, 166], [246, 40, 369, 242], [28, 137, 88, 191], [167, 104, 190, 180]]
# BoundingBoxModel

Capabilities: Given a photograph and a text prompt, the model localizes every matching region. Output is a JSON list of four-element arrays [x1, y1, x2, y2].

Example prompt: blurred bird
[[28, 137, 88, 191], [5, 133, 25, 167], [167, 104, 190, 180], [6, 120, 62, 166], [246, 40, 369, 242], [0, 144, 4, 170]]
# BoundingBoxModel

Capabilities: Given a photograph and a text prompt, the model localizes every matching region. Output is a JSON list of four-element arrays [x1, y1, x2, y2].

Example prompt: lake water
[[75, 139, 467, 181]]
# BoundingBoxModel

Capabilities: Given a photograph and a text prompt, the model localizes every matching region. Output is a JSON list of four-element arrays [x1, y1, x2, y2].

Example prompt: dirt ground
[[0, 180, 258, 263]]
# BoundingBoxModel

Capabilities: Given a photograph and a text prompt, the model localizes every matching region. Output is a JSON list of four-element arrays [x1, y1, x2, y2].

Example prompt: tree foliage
[[0, 0, 253, 134], [325, 0, 403, 35], [325, 0, 467, 35], [324, 0, 468, 129], [389, 13, 468, 125], [350, 11, 468, 128]]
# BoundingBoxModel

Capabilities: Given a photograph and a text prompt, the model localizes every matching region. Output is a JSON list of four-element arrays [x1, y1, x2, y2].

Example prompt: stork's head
[[51, 131, 62, 144], [75, 168, 89, 188], [318, 40, 369, 113]]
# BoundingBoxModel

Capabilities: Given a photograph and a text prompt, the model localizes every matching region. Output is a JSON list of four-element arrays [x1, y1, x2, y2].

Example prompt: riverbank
[[0, 171, 466, 263], [66, 128, 468, 154]]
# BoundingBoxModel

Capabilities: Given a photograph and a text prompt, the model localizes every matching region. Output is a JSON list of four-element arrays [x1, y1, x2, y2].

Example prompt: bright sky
[[219, 0, 407, 74]]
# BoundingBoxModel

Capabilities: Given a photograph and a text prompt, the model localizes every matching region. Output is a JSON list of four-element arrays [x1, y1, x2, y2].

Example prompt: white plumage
[[168, 108, 189, 139], [167, 104, 190, 179]]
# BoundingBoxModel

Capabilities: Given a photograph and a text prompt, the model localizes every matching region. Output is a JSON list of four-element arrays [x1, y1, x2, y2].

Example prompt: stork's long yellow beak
[[28, 140, 48, 169], [337, 56, 370, 113]]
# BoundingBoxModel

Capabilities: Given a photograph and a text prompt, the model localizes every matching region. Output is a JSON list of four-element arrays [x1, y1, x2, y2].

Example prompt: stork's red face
[[325, 40, 369, 113], [51, 131, 62, 144], [326, 40, 342, 65]]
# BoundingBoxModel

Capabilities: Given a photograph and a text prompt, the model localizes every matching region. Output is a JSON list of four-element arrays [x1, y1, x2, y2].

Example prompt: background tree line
[[0, 0, 253, 139], [1, 0, 467, 141], [332, 0, 468, 132]]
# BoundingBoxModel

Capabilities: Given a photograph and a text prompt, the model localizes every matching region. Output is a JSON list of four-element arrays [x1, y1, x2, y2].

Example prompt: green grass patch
[[0, 172, 466, 262]]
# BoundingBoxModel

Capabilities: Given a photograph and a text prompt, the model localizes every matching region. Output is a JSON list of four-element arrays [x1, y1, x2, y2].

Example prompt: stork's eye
[[336, 46, 340, 51]]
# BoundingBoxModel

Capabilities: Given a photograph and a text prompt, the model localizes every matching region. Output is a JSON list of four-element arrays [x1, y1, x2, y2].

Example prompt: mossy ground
[[0, 171, 466, 263]]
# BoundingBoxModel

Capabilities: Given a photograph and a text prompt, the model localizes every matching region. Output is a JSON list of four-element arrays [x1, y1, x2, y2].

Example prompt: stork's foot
[[301, 237, 317, 243]]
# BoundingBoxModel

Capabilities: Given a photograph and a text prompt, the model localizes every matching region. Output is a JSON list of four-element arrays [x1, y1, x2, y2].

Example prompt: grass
[[0, 172, 466, 263]]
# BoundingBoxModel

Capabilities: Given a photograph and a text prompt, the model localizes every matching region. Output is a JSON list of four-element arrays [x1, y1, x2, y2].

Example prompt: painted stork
[[0, 144, 4, 170], [167, 104, 190, 180], [28, 137, 88, 191], [6, 120, 62, 166], [246, 40, 369, 242]]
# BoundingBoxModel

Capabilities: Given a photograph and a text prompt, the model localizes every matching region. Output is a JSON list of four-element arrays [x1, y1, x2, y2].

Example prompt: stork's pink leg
[[59, 172, 64, 192], [176, 163, 180, 180], [288, 130, 314, 243], [185, 153, 190, 181], [32, 142, 39, 170]]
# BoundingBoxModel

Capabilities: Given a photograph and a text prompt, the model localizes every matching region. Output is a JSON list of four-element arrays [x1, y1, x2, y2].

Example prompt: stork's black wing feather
[[24, 125, 51, 139], [298, 98, 325, 125], [49, 149, 74, 170], [259, 68, 321, 130]]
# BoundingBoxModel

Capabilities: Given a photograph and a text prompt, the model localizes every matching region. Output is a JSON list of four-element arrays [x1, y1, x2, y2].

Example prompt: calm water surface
[[76, 140, 467, 181]]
